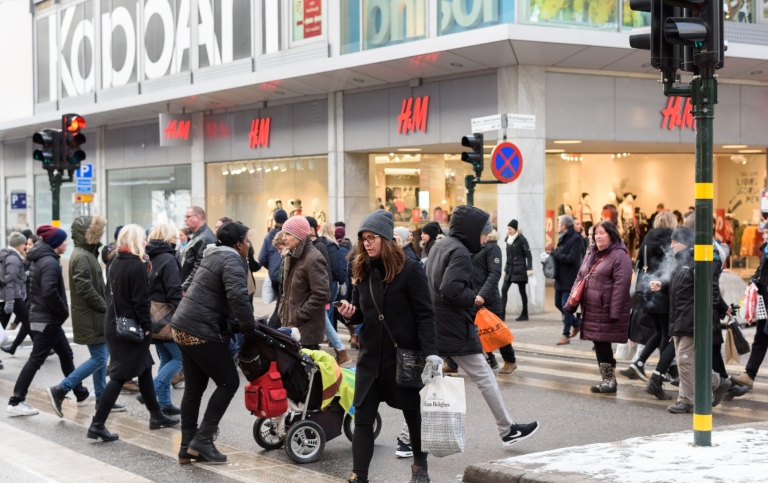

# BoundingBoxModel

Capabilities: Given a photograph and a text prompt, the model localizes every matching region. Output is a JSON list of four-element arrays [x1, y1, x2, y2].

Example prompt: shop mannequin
[[577, 192, 594, 233], [602, 192, 618, 225], [558, 193, 573, 217], [290, 198, 303, 217], [267, 199, 277, 231], [619, 193, 639, 256], [312, 199, 326, 225]]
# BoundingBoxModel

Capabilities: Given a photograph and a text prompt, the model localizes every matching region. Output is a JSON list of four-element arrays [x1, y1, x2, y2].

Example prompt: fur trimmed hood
[[72, 214, 107, 249]]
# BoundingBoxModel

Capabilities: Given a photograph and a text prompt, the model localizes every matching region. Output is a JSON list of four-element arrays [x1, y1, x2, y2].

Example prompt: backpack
[[542, 253, 557, 279], [244, 361, 288, 418]]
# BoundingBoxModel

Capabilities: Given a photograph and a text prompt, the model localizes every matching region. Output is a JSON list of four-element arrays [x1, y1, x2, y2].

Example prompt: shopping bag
[[420, 376, 466, 458], [474, 308, 514, 353], [725, 327, 740, 365], [261, 279, 276, 305], [728, 319, 751, 355], [744, 284, 758, 324], [614, 342, 637, 361]]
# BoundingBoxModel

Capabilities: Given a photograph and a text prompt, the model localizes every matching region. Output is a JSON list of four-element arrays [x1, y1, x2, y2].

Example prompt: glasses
[[359, 234, 380, 244]]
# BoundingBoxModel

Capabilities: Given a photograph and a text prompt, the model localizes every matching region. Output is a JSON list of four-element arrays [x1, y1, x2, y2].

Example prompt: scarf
[[507, 233, 518, 246]]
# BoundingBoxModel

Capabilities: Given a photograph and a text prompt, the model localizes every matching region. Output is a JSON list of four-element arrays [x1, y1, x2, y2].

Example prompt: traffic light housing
[[629, 0, 679, 78], [33, 129, 60, 169], [62, 113, 87, 172], [461, 133, 484, 178]]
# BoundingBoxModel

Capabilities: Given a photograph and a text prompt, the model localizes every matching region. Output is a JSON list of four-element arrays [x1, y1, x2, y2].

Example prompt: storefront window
[[35, 173, 98, 258], [369, 153, 498, 229], [291, 0, 324, 45], [206, 157, 329, 240], [107, 165, 191, 238], [342, 0, 427, 54], [725, 0, 755, 22], [621, 4, 649, 29], [6, 177, 29, 241], [438, 0, 515, 36], [525, 0, 619, 30]]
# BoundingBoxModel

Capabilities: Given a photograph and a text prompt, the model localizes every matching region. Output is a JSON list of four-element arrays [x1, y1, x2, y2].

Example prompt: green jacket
[[69, 215, 108, 345]]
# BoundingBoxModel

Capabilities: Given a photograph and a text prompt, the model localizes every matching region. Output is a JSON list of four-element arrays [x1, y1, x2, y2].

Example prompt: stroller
[[238, 323, 381, 463]]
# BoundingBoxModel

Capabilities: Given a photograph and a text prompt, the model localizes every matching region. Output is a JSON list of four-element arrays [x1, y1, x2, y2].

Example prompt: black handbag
[[368, 275, 426, 389], [111, 286, 144, 344]]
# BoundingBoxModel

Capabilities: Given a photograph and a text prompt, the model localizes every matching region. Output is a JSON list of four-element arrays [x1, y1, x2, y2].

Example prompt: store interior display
[[557, 193, 573, 217], [577, 192, 594, 233]]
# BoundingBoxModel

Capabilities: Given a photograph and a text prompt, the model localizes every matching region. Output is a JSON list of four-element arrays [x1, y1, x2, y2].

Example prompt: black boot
[[590, 363, 617, 394], [410, 463, 431, 482], [149, 409, 180, 430], [87, 417, 119, 442], [188, 421, 226, 463], [179, 428, 209, 464], [645, 373, 672, 400], [515, 310, 529, 321], [348, 473, 369, 483]]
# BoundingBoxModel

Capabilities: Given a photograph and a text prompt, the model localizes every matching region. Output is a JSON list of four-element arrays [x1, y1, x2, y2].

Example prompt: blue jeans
[[325, 313, 344, 351], [154, 342, 183, 407], [60, 342, 108, 399], [555, 289, 579, 337]]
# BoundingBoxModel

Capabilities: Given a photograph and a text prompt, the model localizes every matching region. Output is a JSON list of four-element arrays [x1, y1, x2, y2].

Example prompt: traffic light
[[461, 133, 484, 178], [62, 113, 86, 172], [629, 0, 679, 78], [33, 129, 60, 169]]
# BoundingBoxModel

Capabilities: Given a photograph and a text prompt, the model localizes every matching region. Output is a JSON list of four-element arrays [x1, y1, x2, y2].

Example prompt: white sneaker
[[77, 393, 95, 407], [7, 402, 39, 416]]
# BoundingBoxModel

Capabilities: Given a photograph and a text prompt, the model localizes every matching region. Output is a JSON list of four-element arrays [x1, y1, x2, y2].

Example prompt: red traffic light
[[64, 114, 86, 132]]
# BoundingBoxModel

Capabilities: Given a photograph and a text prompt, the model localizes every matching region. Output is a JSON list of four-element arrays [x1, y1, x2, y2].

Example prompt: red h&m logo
[[164, 120, 191, 140], [205, 120, 232, 139], [249, 118, 271, 148], [661, 97, 696, 131], [397, 96, 429, 135]]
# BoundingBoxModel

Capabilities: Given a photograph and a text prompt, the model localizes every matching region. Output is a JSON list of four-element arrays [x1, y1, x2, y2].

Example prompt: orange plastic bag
[[474, 308, 514, 352]]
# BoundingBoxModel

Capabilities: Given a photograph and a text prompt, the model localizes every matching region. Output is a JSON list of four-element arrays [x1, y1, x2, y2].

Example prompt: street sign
[[506, 113, 536, 130], [74, 193, 94, 203], [76, 178, 92, 194], [76, 163, 93, 179], [10, 192, 26, 211], [470, 114, 504, 133], [490, 142, 523, 183]]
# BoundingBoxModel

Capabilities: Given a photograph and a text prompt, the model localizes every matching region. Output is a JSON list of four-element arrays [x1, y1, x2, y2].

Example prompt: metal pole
[[691, 69, 716, 447], [465, 174, 475, 206], [49, 171, 62, 227]]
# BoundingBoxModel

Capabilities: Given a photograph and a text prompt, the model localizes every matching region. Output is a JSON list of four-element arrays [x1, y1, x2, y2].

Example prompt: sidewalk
[[464, 422, 768, 483]]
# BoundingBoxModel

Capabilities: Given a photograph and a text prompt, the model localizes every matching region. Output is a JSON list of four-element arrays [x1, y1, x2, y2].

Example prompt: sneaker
[[670, 377, 680, 387], [122, 380, 140, 393], [723, 384, 750, 401], [730, 372, 754, 389], [396, 438, 413, 458], [712, 377, 732, 407], [7, 402, 39, 416], [618, 367, 639, 380], [95, 399, 127, 413], [77, 393, 95, 407], [46, 385, 68, 418], [556, 335, 570, 345], [666, 402, 693, 413], [629, 362, 648, 382], [171, 371, 185, 389], [499, 362, 517, 375], [443, 364, 458, 375], [502, 422, 540, 446]]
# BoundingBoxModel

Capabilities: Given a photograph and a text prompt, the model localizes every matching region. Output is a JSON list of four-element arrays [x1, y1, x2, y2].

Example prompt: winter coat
[[278, 237, 330, 346], [712, 259, 728, 345], [312, 238, 334, 301], [146, 240, 183, 309], [575, 241, 633, 343], [504, 234, 532, 283], [69, 215, 108, 346], [403, 245, 421, 265], [320, 237, 347, 286], [348, 257, 438, 409], [669, 248, 695, 337], [105, 252, 153, 380], [172, 245, 257, 344], [258, 227, 283, 282], [27, 242, 69, 328], [473, 242, 504, 318], [180, 224, 216, 291], [425, 205, 488, 356], [0, 247, 26, 302], [551, 228, 584, 290], [635, 228, 674, 314]]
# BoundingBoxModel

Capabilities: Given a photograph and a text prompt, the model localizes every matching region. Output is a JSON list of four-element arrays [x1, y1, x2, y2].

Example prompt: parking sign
[[76, 163, 93, 179]]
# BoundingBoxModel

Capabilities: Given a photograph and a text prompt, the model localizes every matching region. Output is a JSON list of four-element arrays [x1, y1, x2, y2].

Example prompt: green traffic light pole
[[465, 175, 501, 207], [662, 59, 718, 447], [47, 169, 74, 228]]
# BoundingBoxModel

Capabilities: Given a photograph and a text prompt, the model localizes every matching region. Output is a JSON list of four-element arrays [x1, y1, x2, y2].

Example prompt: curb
[[463, 462, 587, 483]]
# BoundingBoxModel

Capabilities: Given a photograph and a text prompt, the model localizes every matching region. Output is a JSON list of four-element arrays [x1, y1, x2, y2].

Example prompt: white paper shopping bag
[[420, 376, 466, 457]]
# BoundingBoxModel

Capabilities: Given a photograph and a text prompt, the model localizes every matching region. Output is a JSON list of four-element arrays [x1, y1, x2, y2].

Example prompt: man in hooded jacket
[[425, 205, 539, 447]]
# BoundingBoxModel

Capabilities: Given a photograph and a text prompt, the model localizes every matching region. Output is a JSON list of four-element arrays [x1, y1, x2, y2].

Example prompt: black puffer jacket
[[551, 228, 583, 290], [425, 205, 488, 356], [504, 234, 532, 283], [27, 242, 69, 327], [172, 245, 257, 344], [669, 248, 694, 337], [473, 242, 503, 318], [636, 228, 674, 314], [147, 240, 183, 308]]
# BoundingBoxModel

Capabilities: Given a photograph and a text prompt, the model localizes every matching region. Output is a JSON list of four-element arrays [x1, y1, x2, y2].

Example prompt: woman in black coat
[[88, 225, 178, 442], [171, 222, 260, 464], [501, 220, 532, 321], [339, 210, 439, 483]]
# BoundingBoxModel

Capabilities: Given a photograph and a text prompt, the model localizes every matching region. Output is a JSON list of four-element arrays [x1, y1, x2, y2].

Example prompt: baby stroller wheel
[[284, 420, 325, 464], [343, 412, 382, 443], [253, 417, 285, 450]]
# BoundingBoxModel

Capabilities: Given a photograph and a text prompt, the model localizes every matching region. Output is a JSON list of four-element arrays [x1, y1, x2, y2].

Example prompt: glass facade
[[6, 177, 29, 241], [526, 0, 619, 30], [206, 157, 329, 239], [106, 165, 191, 239], [35, 173, 98, 258], [438, 0, 515, 35], [342, 0, 427, 53]]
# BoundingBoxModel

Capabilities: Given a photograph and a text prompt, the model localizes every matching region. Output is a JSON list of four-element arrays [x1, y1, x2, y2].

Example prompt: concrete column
[[344, 152, 371, 233], [497, 65, 547, 315], [96, 126, 107, 238], [190, 111, 206, 209], [328, 92, 344, 223], [25, 138, 35, 229]]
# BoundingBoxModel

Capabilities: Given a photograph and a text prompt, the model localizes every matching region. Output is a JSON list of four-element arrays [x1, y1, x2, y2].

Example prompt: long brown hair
[[351, 238, 406, 285]]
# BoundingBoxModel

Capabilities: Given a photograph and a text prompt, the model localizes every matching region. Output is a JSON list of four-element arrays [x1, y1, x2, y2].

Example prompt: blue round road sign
[[490, 142, 523, 183]]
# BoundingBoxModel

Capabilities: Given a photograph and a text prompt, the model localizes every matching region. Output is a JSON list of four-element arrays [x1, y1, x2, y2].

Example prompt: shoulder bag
[[111, 286, 144, 344], [368, 277, 426, 389], [565, 255, 606, 312], [150, 301, 174, 340]]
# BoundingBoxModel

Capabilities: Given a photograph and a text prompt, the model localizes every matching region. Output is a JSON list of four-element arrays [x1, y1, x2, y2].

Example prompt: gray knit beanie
[[358, 209, 394, 241], [8, 231, 26, 248], [481, 219, 494, 235], [394, 226, 410, 247]]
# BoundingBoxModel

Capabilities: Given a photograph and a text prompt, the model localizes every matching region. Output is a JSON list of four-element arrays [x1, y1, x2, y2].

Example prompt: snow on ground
[[495, 428, 768, 483]]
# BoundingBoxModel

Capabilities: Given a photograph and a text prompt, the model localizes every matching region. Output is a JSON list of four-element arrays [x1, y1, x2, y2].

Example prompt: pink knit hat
[[282, 216, 311, 241]]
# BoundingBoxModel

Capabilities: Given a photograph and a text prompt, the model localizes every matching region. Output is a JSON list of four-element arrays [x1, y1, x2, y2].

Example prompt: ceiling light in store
[[739, 149, 763, 154], [247, 162, 255, 173], [444, 154, 461, 161], [272, 162, 280, 171], [546, 149, 565, 154], [256, 162, 263, 171], [239, 162, 248, 173], [228, 163, 237, 175], [394, 156, 401, 163], [309, 160, 316, 170], [374, 155, 391, 164], [560, 153, 583, 162], [384, 168, 420, 176], [265, 165, 272, 173], [554, 140, 582, 144], [280, 162, 287, 172], [401, 154, 421, 162], [389, 153, 394, 156], [731, 155, 747, 164], [398, 148, 422, 152], [289, 161, 296, 169], [722, 145, 747, 149], [296, 161, 303, 170], [221, 165, 229, 175]]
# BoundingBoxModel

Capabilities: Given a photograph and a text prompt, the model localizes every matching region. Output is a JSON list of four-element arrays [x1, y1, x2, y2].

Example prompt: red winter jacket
[[573, 241, 633, 343]]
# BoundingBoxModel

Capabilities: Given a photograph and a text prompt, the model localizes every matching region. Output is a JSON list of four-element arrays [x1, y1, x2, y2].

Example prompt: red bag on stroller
[[245, 361, 288, 418]]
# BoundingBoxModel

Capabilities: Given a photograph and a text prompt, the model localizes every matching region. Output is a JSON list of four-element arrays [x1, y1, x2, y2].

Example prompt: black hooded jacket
[[425, 205, 488, 356], [669, 248, 695, 336], [636, 227, 674, 314], [551, 227, 583, 290], [27, 242, 69, 327], [146, 240, 183, 309], [472, 242, 503, 318]]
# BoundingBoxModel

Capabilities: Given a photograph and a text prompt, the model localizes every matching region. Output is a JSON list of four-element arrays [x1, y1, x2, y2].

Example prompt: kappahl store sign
[[38, 0, 248, 101]]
